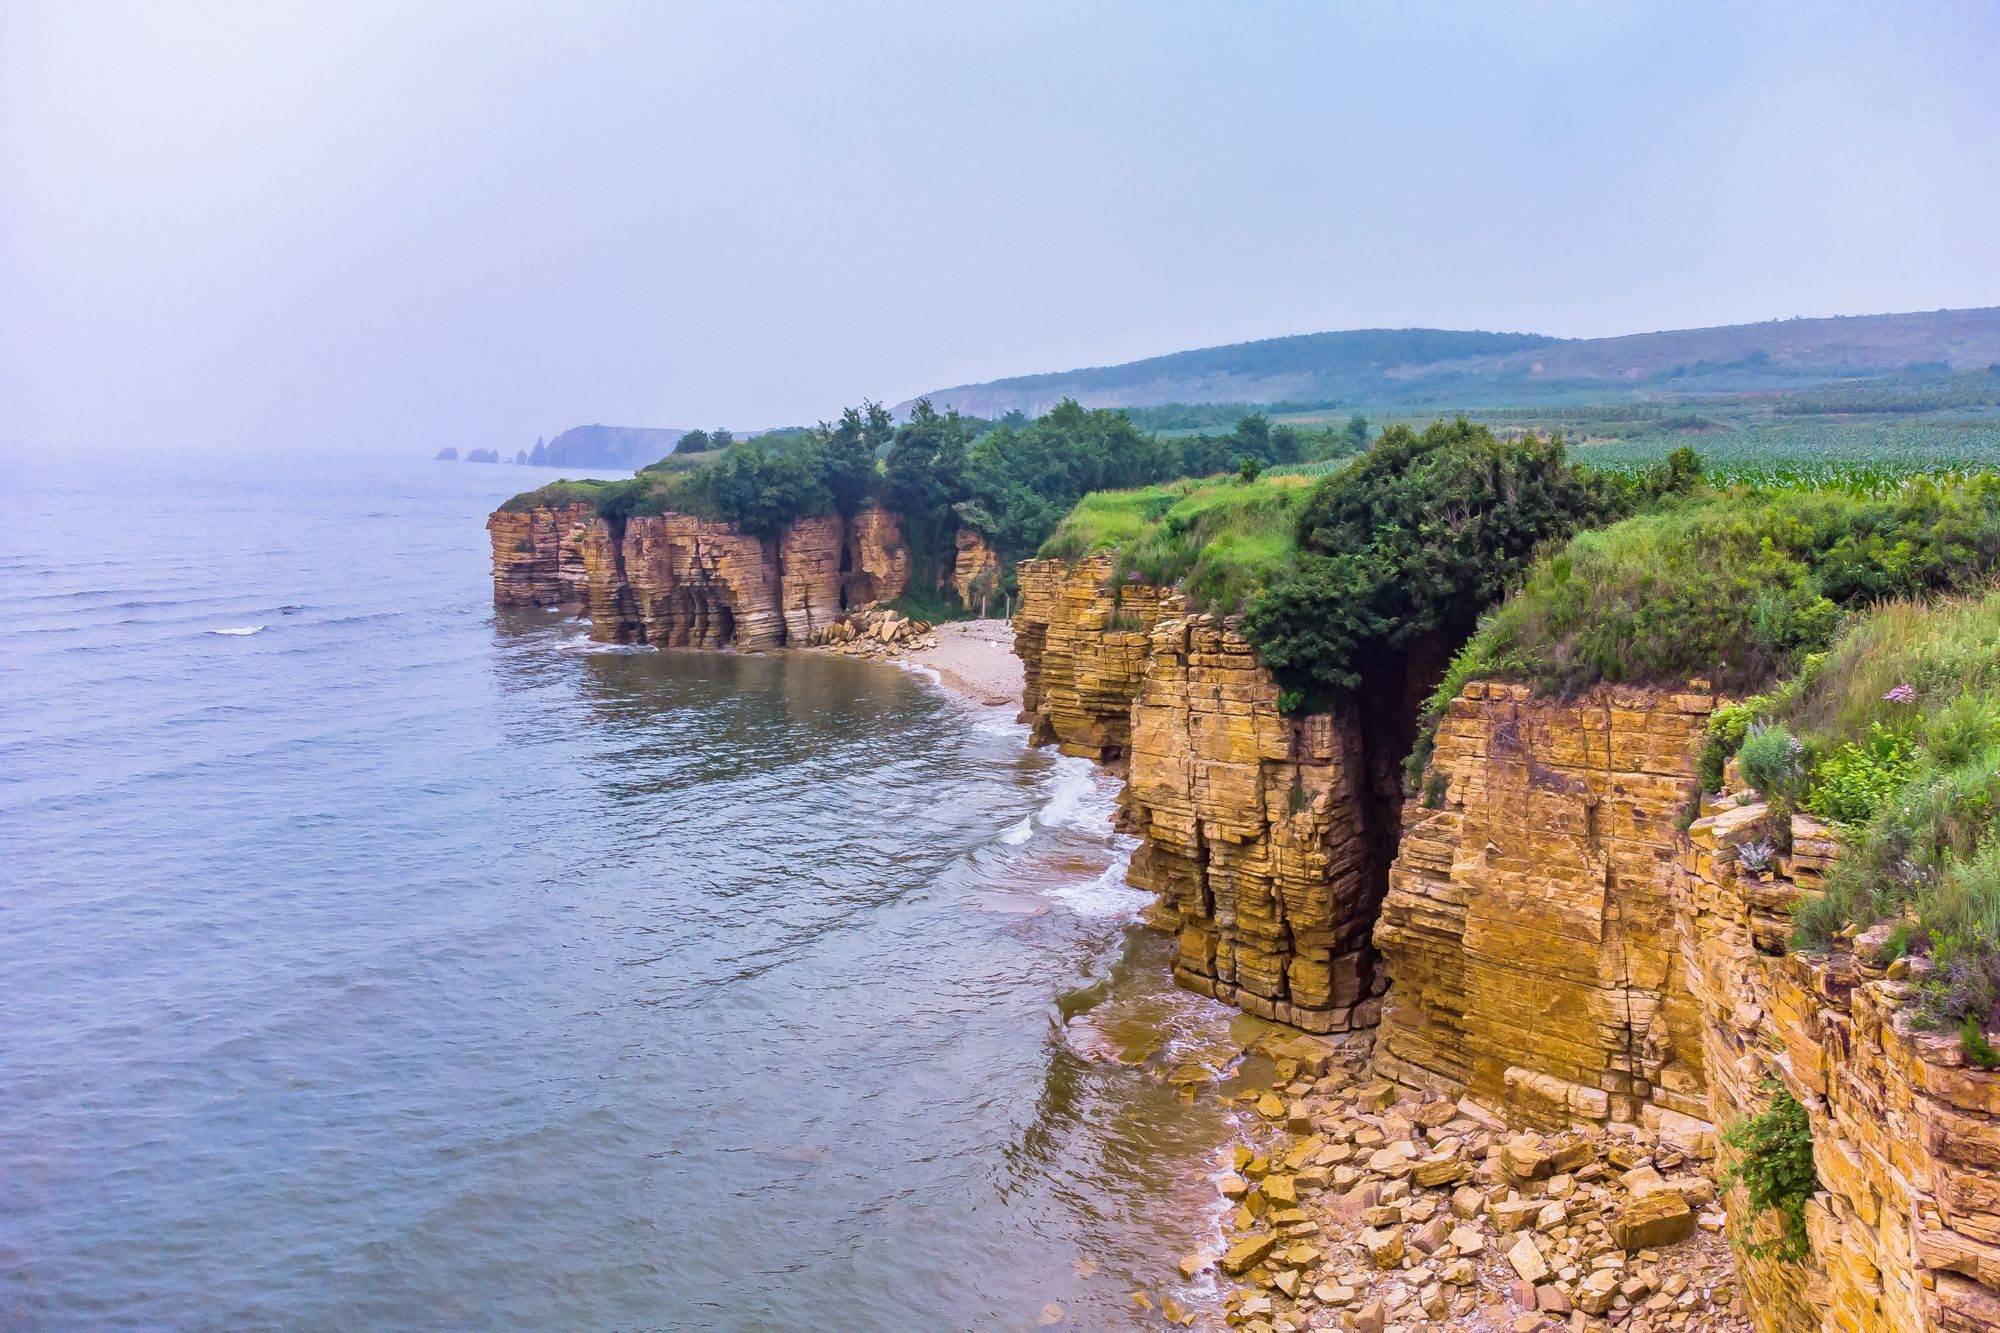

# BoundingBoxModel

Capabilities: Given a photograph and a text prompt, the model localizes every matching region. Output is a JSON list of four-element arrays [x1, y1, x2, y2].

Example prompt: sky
[[3, 1, 1998, 459]]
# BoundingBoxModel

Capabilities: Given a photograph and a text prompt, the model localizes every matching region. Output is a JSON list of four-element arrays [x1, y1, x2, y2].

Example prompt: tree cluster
[[1241, 419, 1669, 698]]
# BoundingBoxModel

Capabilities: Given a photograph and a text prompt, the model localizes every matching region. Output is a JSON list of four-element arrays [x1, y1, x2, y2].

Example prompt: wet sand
[[905, 618, 1024, 708]]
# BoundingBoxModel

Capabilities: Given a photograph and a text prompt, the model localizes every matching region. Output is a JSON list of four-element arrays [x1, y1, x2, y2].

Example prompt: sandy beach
[[904, 618, 1023, 709]]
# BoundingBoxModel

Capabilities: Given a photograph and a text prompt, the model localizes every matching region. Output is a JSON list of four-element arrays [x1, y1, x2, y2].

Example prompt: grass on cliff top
[[1699, 589, 2000, 1035], [1036, 472, 1317, 613], [1407, 473, 2000, 789], [1435, 475, 2000, 701], [498, 478, 619, 513]]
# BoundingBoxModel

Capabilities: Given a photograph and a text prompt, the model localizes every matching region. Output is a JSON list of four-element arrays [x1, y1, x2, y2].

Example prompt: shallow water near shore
[[0, 454, 1245, 1328]]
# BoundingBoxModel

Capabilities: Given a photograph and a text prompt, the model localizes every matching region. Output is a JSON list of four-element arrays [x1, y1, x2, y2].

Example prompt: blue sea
[[0, 454, 1248, 1329]]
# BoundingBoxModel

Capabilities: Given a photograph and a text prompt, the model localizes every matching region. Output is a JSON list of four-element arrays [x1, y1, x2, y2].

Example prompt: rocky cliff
[[1125, 614, 1389, 1034], [1683, 799, 2000, 1331], [1012, 557, 1178, 760], [488, 501, 599, 607], [1012, 561, 1400, 1033], [952, 529, 1003, 615], [487, 502, 911, 649], [1373, 681, 1716, 1137], [1009, 557, 2000, 1328]]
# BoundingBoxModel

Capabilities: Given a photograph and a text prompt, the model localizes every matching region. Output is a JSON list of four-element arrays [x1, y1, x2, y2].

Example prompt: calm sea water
[[0, 454, 1248, 1329]]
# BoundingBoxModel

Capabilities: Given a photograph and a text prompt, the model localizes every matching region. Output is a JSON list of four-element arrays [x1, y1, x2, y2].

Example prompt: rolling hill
[[908, 307, 2000, 417]]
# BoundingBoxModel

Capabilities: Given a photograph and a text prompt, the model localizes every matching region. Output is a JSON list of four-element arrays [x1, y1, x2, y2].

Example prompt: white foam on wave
[[892, 660, 944, 688], [1036, 756, 1096, 829], [209, 625, 265, 636], [1044, 852, 1151, 919], [1040, 753, 1124, 832], [556, 639, 653, 655], [998, 817, 1034, 846]]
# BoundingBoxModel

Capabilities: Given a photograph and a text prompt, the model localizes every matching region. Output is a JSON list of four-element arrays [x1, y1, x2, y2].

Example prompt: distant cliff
[[529, 424, 686, 470], [488, 501, 912, 650]]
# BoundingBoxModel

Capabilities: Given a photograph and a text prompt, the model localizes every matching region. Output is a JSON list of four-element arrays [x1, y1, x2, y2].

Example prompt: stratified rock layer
[[1012, 557, 1178, 760], [1373, 681, 1715, 1129], [1125, 614, 1386, 1034], [487, 503, 911, 649], [952, 529, 1002, 614], [487, 502, 598, 607], [1683, 800, 2000, 1332]]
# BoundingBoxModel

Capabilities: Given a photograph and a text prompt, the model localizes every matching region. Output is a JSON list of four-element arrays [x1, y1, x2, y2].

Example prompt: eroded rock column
[[1374, 681, 1715, 1129], [1124, 613, 1386, 1034]]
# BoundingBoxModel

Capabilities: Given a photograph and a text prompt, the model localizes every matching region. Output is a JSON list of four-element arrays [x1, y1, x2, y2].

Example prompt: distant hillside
[[531, 424, 686, 470], [909, 307, 2000, 416]]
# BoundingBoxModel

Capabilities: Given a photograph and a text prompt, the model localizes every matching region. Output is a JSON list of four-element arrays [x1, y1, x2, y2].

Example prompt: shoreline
[[901, 618, 1023, 709], [815, 615, 1025, 710]]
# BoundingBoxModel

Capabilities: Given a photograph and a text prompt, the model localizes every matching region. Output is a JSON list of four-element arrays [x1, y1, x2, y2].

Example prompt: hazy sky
[[5, 1, 1998, 458]]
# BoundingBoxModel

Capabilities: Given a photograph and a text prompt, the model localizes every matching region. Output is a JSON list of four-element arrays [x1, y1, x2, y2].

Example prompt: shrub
[[1243, 420, 1639, 696], [1737, 839, 1779, 875], [1803, 723, 1917, 827], [1738, 724, 1804, 798], [1780, 592, 2000, 1005], [1963, 1015, 2000, 1070], [1720, 1083, 1817, 1263]]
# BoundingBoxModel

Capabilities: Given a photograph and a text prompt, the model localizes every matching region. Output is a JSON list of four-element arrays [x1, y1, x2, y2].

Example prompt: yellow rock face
[[486, 502, 597, 606], [1683, 799, 2000, 1331], [487, 502, 911, 650], [951, 528, 1002, 615], [1373, 681, 1716, 1127], [1124, 614, 1387, 1035], [1011, 558, 1178, 761]]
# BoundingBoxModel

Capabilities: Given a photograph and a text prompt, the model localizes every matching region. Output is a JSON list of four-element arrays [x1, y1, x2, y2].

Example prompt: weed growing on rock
[[1720, 1083, 1816, 1263]]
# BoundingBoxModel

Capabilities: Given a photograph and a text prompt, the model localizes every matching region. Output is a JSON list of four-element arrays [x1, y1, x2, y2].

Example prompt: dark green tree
[[811, 407, 880, 515], [884, 399, 973, 583], [1243, 419, 1629, 694]]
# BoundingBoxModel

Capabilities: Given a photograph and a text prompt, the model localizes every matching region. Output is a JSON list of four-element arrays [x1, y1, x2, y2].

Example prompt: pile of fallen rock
[[812, 606, 937, 656], [1187, 1036, 1747, 1333]]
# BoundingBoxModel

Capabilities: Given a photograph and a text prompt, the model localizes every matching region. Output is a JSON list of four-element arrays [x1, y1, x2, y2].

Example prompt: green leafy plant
[[1738, 724, 1805, 798], [1720, 1082, 1817, 1263], [1803, 723, 1917, 827], [1963, 1015, 2000, 1070]]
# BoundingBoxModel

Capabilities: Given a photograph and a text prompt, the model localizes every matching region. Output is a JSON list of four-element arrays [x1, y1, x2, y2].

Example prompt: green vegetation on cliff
[[1240, 420, 1679, 701], [1685, 588, 2000, 1032], [1039, 473, 1317, 613], [1435, 476, 2000, 700], [501, 396, 1365, 605]]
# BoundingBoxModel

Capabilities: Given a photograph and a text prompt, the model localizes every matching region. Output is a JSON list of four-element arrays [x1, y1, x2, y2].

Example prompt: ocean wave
[[997, 817, 1034, 846], [555, 638, 654, 655], [1044, 854, 1150, 919], [209, 625, 266, 636]]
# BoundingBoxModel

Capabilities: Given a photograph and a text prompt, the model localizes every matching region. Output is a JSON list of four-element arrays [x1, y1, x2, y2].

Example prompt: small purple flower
[[1884, 684, 1916, 704]]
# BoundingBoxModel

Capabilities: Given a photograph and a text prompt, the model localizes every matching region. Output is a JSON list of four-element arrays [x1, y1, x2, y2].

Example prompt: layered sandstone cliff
[[1374, 681, 1716, 1135], [1012, 557, 1178, 759], [1124, 614, 1389, 1034], [1683, 800, 2000, 1332], [488, 501, 598, 607], [1011, 561, 1393, 1033], [1008, 554, 2000, 1329], [487, 502, 912, 649]]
